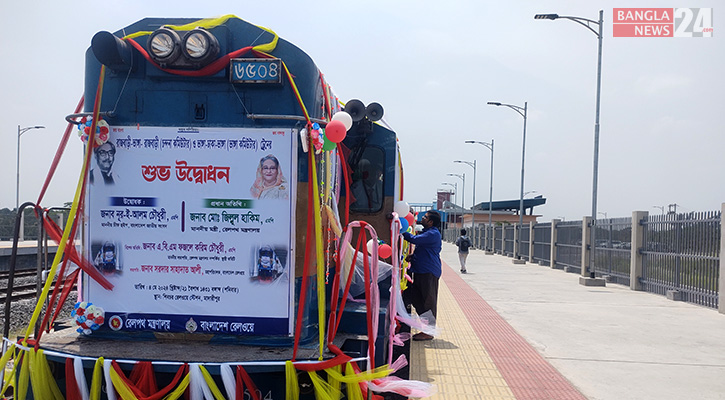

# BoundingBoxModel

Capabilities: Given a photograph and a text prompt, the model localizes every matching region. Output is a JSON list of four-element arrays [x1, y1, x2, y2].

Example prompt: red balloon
[[379, 244, 392, 259], [405, 213, 415, 228], [325, 120, 347, 143]]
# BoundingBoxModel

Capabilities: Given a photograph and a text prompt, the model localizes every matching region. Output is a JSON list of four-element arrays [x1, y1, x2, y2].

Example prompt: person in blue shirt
[[402, 210, 442, 341]]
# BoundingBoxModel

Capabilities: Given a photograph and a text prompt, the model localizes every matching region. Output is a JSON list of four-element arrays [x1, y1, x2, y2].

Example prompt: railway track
[[0, 283, 40, 303], [0, 270, 38, 280], [0, 270, 75, 303]]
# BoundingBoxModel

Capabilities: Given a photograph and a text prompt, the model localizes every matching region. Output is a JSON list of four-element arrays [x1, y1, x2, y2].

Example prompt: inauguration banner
[[84, 126, 296, 336]]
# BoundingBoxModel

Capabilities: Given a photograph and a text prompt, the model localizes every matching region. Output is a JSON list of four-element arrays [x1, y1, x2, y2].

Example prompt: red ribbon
[[36, 96, 84, 205], [111, 361, 187, 400], [291, 147, 316, 361], [65, 358, 83, 400], [235, 365, 261, 400]]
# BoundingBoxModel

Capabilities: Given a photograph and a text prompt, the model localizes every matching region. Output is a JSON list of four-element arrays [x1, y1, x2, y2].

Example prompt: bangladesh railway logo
[[109, 315, 123, 331]]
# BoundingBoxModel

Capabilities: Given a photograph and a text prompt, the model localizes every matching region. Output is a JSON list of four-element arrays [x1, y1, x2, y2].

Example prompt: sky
[[1, 0, 722, 222]]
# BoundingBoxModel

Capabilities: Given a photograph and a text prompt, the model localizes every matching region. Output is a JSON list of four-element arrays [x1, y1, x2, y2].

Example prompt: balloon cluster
[[394, 201, 416, 233], [71, 301, 105, 335], [309, 123, 325, 152], [304, 111, 353, 154], [367, 238, 392, 259], [77, 116, 110, 147]]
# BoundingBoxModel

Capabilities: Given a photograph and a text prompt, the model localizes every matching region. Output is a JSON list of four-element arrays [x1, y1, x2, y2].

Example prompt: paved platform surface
[[409, 242, 725, 399]]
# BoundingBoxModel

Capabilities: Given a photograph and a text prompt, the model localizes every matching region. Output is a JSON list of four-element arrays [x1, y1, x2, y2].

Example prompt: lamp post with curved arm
[[487, 101, 527, 261], [466, 140, 494, 251], [454, 160, 477, 246], [447, 173, 465, 230], [535, 10, 604, 279], [17, 125, 45, 241]]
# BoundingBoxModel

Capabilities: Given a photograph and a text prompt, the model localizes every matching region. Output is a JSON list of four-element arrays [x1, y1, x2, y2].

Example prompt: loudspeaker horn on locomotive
[[344, 99, 366, 122], [365, 102, 384, 121]]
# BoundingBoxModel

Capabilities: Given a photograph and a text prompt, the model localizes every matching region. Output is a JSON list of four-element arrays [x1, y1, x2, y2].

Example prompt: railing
[[532, 222, 551, 266], [519, 224, 530, 259], [641, 212, 720, 308], [593, 217, 632, 286], [503, 225, 514, 257], [442, 208, 722, 311], [554, 221, 582, 273]]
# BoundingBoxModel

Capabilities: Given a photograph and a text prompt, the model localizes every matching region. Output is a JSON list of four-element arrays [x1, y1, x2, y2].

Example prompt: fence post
[[630, 211, 647, 291], [529, 221, 535, 263], [719, 203, 725, 314], [513, 224, 525, 264], [581, 216, 592, 277], [550, 219, 560, 268]]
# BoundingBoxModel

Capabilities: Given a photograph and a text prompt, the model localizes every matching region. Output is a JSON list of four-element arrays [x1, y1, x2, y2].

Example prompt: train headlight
[[182, 28, 219, 64], [147, 28, 181, 64]]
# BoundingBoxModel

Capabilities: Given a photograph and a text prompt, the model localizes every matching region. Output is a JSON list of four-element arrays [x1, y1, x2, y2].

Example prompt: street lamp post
[[535, 10, 603, 279], [447, 173, 465, 230], [466, 140, 494, 252], [454, 160, 477, 246], [17, 125, 45, 241], [487, 101, 527, 261]]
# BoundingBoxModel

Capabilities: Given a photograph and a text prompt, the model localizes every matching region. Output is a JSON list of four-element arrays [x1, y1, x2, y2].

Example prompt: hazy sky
[[1, 0, 722, 222]]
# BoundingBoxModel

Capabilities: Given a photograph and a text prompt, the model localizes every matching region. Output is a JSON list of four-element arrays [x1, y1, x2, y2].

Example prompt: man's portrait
[[90, 142, 119, 185]]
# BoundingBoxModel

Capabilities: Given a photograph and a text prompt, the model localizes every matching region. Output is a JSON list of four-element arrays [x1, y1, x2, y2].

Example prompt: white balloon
[[394, 201, 410, 217], [367, 239, 375, 255], [332, 111, 353, 131]]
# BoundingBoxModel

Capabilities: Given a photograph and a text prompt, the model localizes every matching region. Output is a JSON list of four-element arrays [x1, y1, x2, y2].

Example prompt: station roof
[[441, 195, 546, 216]]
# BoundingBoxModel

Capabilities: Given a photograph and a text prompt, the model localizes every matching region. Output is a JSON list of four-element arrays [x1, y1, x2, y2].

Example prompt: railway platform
[[409, 242, 725, 399]]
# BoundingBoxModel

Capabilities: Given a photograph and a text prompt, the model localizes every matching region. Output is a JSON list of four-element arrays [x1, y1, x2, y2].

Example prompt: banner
[[84, 126, 296, 336]]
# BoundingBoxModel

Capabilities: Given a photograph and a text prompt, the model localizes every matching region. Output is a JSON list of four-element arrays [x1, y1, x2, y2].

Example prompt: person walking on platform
[[402, 210, 442, 341], [455, 229, 472, 273]]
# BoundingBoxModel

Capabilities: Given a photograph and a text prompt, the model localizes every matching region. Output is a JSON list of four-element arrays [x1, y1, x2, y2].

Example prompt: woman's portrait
[[250, 154, 289, 199]]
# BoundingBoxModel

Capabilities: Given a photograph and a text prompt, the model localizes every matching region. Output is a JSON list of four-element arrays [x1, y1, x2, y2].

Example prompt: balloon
[[399, 218, 409, 233], [367, 239, 375, 255], [332, 111, 353, 131], [379, 244, 392, 259], [325, 120, 347, 143], [322, 136, 337, 151], [405, 213, 415, 228], [394, 201, 410, 217]]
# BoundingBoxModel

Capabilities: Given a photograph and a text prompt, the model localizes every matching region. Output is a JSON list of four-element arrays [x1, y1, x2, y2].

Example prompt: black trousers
[[403, 272, 439, 320]]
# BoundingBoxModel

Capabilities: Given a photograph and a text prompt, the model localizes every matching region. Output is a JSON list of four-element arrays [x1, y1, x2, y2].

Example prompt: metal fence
[[641, 212, 720, 308], [443, 209, 721, 310], [593, 217, 632, 286], [503, 225, 514, 257], [493, 225, 502, 253], [554, 221, 582, 273], [532, 222, 551, 266], [519, 224, 530, 260]]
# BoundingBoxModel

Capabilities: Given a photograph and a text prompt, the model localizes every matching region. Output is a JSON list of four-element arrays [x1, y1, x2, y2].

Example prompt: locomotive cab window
[[350, 147, 385, 213]]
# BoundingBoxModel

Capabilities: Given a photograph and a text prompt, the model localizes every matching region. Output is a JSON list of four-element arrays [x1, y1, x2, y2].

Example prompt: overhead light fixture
[[534, 14, 560, 20]]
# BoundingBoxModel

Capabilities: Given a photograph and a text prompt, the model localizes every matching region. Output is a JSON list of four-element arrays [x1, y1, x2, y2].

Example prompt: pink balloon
[[379, 244, 392, 259], [325, 120, 347, 143]]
